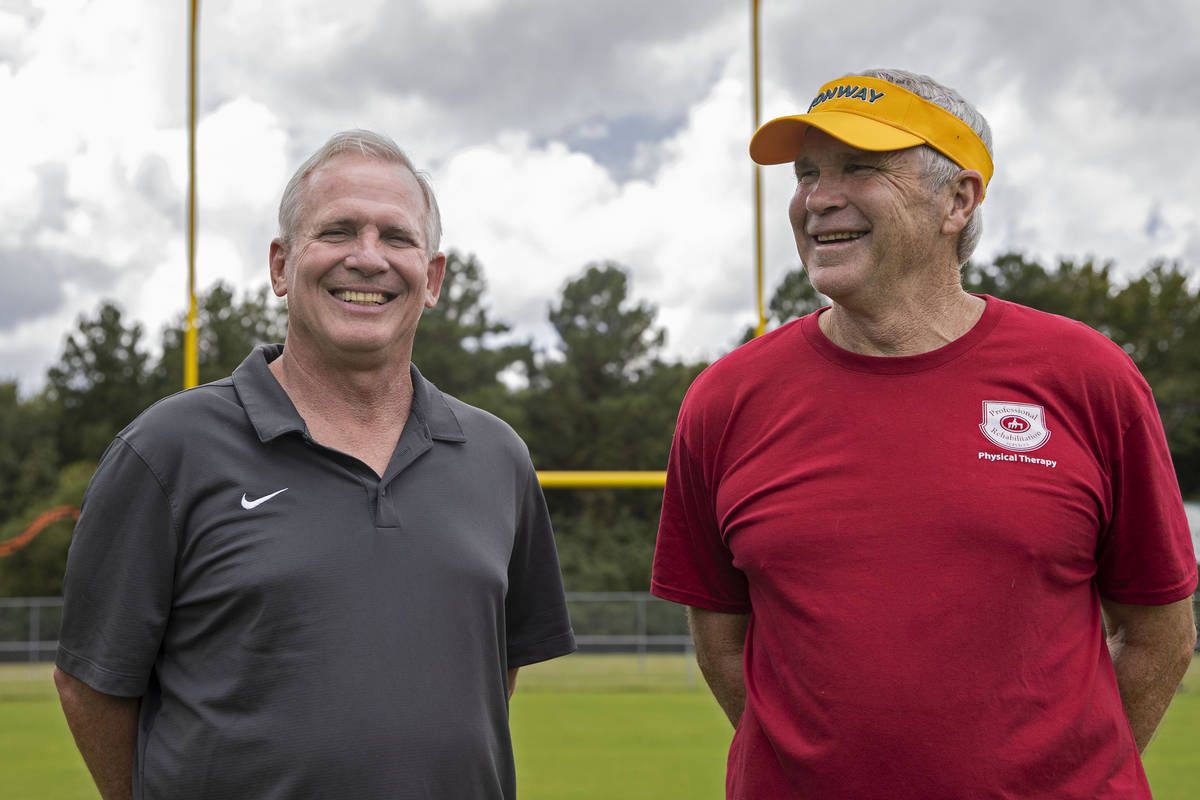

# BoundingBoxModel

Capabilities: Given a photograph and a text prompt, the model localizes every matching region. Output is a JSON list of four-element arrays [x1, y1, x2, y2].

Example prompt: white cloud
[[192, 96, 291, 292], [436, 58, 762, 363], [437, 133, 627, 350], [215, 0, 386, 62], [416, 0, 505, 23], [977, 67, 1198, 274], [0, 0, 1197, 397], [198, 97, 289, 210]]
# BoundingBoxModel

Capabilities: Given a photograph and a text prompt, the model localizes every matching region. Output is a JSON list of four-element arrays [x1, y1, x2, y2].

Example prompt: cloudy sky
[[1, 0, 1197, 393]]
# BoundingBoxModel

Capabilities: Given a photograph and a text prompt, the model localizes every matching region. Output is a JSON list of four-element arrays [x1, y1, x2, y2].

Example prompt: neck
[[819, 287, 985, 357], [271, 341, 415, 415], [269, 343, 414, 477]]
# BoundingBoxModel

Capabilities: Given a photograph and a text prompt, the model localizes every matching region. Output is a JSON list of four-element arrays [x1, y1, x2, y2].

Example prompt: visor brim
[[750, 112, 927, 165]]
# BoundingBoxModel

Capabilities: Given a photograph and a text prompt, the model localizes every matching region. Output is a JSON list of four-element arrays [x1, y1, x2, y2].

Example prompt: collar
[[232, 344, 466, 444]]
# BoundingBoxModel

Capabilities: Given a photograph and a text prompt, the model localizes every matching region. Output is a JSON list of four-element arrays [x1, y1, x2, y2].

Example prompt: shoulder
[[78, 379, 245, 508], [115, 378, 243, 461], [433, 390, 535, 463], [991, 298, 1117, 346], [706, 316, 807, 376], [988, 298, 1146, 383], [985, 298, 1156, 420], [681, 316, 808, 417], [441, 392, 523, 439]]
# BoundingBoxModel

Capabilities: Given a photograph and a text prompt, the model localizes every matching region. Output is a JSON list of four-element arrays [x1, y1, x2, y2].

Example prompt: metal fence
[[0, 594, 693, 664], [8, 590, 1198, 665], [566, 592, 692, 654], [0, 597, 62, 664]]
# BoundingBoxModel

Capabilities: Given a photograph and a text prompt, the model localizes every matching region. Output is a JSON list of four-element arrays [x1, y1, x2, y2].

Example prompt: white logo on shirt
[[979, 401, 1051, 452], [240, 488, 288, 509]]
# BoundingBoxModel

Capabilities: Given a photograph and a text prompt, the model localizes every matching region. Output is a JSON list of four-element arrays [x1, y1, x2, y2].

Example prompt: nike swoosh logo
[[241, 488, 288, 510]]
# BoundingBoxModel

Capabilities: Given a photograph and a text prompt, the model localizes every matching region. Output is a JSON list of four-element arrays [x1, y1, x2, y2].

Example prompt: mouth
[[331, 289, 395, 306], [812, 231, 867, 244]]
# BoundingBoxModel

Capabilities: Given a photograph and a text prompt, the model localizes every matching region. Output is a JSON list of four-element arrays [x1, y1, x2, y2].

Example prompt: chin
[[804, 268, 861, 301]]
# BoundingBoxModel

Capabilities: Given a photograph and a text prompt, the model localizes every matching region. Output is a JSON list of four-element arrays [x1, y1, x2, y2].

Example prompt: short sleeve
[[56, 437, 177, 696], [1095, 400, 1198, 604], [504, 464, 576, 668], [651, 421, 751, 613]]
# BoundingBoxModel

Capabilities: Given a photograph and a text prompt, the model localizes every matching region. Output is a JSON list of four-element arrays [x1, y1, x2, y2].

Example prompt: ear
[[941, 170, 984, 236], [268, 239, 289, 297], [424, 252, 447, 309]]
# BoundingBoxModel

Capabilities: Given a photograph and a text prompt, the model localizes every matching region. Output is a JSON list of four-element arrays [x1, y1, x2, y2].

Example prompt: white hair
[[855, 69, 993, 265], [277, 129, 442, 258]]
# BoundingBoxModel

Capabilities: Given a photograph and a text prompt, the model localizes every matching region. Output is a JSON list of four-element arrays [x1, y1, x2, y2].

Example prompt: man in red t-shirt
[[651, 69, 1197, 799]]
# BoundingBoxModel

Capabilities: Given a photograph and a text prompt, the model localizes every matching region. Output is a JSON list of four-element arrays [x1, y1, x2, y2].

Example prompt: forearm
[[53, 667, 140, 800], [688, 607, 750, 728], [1108, 637, 1192, 753], [698, 648, 747, 728], [1103, 597, 1197, 754]]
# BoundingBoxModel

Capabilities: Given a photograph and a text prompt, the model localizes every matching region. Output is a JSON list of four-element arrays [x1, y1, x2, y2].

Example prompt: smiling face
[[788, 128, 958, 309], [269, 154, 446, 368]]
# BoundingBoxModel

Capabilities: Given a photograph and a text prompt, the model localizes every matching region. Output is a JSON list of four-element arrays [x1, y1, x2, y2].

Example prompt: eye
[[382, 229, 420, 248], [847, 163, 875, 174], [318, 228, 351, 241], [795, 168, 818, 185]]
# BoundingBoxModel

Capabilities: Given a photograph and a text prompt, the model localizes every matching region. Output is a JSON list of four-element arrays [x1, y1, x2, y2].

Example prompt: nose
[[803, 173, 846, 215], [343, 232, 389, 274]]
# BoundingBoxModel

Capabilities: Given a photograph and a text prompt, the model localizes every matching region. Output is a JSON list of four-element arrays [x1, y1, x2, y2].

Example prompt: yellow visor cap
[[750, 75, 993, 197]]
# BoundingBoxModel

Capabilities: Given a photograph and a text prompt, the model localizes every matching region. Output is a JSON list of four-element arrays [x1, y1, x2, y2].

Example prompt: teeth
[[334, 290, 387, 305], [815, 232, 864, 243]]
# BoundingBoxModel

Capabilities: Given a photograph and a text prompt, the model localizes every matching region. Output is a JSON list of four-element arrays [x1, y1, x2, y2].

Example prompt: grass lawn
[[3, 655, 1197, 799], [0, 664, 97, 800], [1143, 656, 1200, 798], [511, 654, 731, 799]]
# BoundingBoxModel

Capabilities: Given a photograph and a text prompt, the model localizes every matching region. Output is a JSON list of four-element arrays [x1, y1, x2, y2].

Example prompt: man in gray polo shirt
[[53, 130, 576, 800]]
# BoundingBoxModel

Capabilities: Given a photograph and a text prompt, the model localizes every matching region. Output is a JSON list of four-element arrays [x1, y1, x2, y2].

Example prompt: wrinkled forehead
[[306, 154, 421, 196], [792, 127, 910, 166], [286, 161, 425, 250]]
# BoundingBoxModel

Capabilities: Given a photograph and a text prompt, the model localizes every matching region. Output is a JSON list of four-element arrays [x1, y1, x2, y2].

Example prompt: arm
[[53, 667, 139, 800], [507, 667, 519, 699], [1101, 595, 1196, 753], [688, 607, 750, 728]]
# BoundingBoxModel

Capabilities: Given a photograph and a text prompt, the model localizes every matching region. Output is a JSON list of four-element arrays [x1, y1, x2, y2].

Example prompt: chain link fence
[[7, 589, 1198, 666], [0, 597, 63, 664], [0, 593, 694, 665]]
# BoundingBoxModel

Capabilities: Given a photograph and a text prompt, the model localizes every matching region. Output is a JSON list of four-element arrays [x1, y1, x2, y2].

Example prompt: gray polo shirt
[[57, 345, 575, 800]]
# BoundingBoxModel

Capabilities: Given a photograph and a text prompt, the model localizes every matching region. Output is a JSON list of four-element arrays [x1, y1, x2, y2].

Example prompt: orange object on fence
[[0, 505, 80, 557]]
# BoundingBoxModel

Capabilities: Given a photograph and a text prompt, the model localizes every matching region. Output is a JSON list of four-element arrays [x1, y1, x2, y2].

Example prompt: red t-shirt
[[652, 297, 1197, 799]]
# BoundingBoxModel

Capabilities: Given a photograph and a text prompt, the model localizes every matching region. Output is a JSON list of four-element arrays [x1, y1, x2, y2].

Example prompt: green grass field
[[3, 654, 1197, 799]]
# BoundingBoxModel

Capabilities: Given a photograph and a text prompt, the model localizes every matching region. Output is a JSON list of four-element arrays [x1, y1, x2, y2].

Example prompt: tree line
[[1, 252, 1197, 596]]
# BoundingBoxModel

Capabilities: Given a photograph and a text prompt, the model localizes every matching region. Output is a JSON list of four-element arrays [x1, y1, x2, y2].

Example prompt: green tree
[[963, 252, 1116, 333], [413, 251, 534, 423], [740, 267, 828, 343], [524, 263, 705, 591], [0, 385, 59, 528], [0, 461, 94, 597], [150, 282, 288, 398], [1106, 261, 1200, 496], [46, 302, 154, 464], [528, 263, 669, 467], [548, 263, 664, 385]]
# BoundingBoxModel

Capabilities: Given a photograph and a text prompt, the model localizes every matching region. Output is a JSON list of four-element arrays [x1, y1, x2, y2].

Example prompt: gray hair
[[855, 69, 993, 266], [277, 129, 443, 259]]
